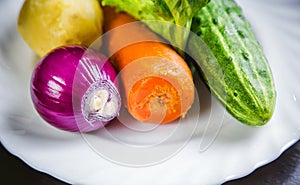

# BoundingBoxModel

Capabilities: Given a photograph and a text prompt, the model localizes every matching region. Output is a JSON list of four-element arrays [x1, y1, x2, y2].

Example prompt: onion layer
[[31, 45, 121, 132]]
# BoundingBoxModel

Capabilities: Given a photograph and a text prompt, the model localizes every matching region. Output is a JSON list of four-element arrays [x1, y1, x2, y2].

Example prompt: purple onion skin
[[31, 45, 121, 132]]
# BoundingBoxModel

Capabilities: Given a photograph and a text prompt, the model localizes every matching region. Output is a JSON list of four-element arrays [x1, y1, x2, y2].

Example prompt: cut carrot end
[[113, 42, 195, 124], [128, 76, 182, 124]]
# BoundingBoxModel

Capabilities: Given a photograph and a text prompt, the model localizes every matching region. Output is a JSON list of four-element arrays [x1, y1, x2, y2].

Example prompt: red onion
[[31, 45, 121, 132]]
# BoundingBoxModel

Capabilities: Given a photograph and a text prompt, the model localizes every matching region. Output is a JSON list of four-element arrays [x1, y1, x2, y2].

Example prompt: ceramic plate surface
[[0, 0, 299, 184]]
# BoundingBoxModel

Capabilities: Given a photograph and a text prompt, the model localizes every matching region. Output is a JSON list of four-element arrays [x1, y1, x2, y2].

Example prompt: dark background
[[1, 140, 299, 185]]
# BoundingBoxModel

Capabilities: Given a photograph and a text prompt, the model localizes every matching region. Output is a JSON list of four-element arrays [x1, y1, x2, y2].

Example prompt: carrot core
[[128, 77, 182, 123]]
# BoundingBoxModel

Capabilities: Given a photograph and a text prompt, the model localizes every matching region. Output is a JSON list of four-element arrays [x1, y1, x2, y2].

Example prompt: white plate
[[1, 0, 300, 184]]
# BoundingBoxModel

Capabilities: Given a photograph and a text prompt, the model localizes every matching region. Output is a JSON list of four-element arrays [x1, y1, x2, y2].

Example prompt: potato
[[17, 0, 103, 57]]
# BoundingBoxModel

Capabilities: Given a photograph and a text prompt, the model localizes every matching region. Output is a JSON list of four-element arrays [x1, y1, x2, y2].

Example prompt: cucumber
[[187, 0, 276, 126]]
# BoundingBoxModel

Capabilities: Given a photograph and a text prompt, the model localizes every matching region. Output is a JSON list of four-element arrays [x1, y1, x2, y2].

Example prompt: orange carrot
[[103, 7, 194, 123]]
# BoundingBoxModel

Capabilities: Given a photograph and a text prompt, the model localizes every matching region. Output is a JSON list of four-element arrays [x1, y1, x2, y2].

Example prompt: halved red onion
[[31, 45, 121, 132]]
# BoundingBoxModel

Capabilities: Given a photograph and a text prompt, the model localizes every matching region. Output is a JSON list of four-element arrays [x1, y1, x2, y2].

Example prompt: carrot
[[103, 7, 195, 123]]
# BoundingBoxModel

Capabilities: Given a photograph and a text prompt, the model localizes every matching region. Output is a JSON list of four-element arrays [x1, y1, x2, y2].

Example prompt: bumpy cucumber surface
[[188, 0, 276, 126]]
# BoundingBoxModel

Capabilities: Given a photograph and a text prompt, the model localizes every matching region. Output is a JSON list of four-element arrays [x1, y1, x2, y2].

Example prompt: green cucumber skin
[[189, 0, 276, 126]]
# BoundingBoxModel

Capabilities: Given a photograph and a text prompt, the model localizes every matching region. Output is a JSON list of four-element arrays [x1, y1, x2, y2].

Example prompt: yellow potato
[[18, 0, 103, 57]]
